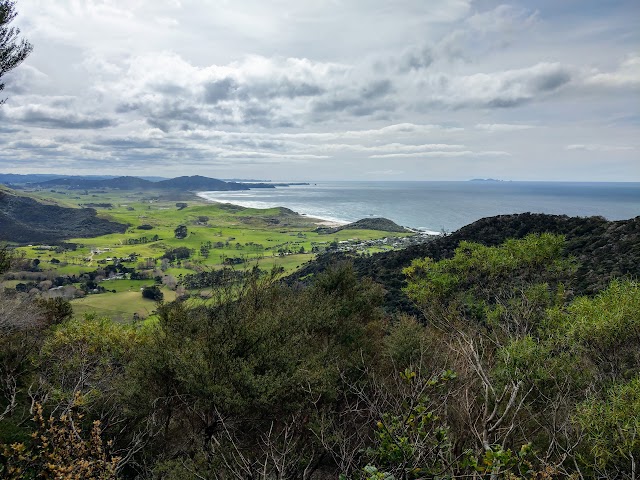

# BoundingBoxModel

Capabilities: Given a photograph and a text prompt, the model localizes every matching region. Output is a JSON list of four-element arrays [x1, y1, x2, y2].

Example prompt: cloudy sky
[[1, 0, 638, 181]]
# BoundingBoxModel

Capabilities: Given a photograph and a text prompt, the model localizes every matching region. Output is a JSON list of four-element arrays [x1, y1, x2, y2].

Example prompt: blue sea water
[[199, 181, 640, 233]]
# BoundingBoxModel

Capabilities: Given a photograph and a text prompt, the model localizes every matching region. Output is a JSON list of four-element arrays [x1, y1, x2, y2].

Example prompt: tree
[[141, 285, 163, 301], [174, 225, 187, 239], [36, 297, 73, 326], [0, 1, 33, 105], [0, 244, 11, 273]]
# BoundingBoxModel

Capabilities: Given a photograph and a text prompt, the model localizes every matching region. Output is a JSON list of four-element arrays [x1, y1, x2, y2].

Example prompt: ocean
[[198, 181, 640, 234]]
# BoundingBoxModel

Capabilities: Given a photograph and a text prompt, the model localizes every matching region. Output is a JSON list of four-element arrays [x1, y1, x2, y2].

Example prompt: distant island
[[468, 178, 507, 182]]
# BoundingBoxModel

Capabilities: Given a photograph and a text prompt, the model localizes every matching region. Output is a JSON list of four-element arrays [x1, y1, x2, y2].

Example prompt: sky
[[0, 0, 638, 181]]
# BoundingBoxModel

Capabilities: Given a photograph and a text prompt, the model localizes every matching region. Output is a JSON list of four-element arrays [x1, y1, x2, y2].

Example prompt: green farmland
[[9, 188, 413, 319]]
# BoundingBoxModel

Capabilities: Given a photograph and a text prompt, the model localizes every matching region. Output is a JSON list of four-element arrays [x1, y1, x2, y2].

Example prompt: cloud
[[565, 144, 634, 152], [418, 62, 573, 109], [93, 46, 580, 134], [476, 123, 536, 132], [1, 104, 115, 129], [2, 65, 49, 95], [398, 46, 434, 72], [9, 139, 60, 149], [2, 1, 637, 179], [366, 169, 405, 175], [369, 150, 510, 158], [467, 4, 538, 35], [584, 56, 640, 88]]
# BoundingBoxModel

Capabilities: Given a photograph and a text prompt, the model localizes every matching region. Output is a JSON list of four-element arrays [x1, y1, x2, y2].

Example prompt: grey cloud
[[152, 82, 189, 95], [361, 80, 393, 100], [203, 78, 238, 104], [415, 63, 575, 110], [2, 105, 116, 129], [313, 96, 362, 114], [486, 97, 524, 108], [240, 79, 325, 100], [10, 140, 60, 149], [0, 125, 21, 134], [224, 137, 287, 151], [115, 102, 140, 114], [398, 46, 433, 72], [529, 69, 572, 92], [92, 137, 160, 149], [312, 79, 395, 118], [203, 76, 325, 105]]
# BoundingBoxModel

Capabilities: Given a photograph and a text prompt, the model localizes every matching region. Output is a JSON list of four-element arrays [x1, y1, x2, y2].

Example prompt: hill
[[0, 174, 167, 185], [317, 217, 411, 234], [290, 213, 640, 313], [33, 175, 275, 191], [157, 175, 262, 191], [0, 188, 127, 243], [35, 176, 152, 190]]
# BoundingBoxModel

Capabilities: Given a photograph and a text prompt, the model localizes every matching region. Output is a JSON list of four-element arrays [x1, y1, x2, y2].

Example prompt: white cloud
[[565, 144, 635, 152], [584, 56, 640, 88], [369, 150, 510, 159], [476, 123, 536, 132]]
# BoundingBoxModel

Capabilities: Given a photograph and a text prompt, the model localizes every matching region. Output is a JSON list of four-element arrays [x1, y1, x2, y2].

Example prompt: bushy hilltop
[[0, 188, 127, 243], [292, 212, 640, 313]]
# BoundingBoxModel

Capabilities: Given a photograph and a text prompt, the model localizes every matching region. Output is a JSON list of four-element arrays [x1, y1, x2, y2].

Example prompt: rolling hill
[[0, 188, 127, 243]]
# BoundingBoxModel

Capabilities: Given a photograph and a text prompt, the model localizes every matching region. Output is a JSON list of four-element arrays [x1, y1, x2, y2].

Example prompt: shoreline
[[197, 190, 443, 235], [196, 191, 350, 228]]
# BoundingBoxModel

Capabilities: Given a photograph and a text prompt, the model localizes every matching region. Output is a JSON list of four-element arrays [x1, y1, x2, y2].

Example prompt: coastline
[[196, 191, 350, 228], [196, 190, 444, 235]]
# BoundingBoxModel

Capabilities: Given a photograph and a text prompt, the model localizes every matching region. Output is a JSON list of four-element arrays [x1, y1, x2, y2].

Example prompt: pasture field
[[12, 188, 413, 319]]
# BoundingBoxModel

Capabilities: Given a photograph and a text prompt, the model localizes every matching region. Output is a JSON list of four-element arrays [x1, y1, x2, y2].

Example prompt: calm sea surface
[[199, 181, 640, 234]]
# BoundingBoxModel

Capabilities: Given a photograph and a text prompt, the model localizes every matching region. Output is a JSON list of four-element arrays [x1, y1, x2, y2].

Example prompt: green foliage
[[35, 297, 73, 326], [404, 233, 569, 307], [364, 369, 456, 479], [173, 224, 187, 239], [39, 315, 140, 406], [383, 315, 432, 370], [141, 285, 163, 301], [546, 279, 640, 364], [161, 246, 192, 261], [575, 377, 640, 476], [404, 233, 574, 337], [0, 244, 11, 274], [0, 213, 637, 478], [121, 263, 386, 476]]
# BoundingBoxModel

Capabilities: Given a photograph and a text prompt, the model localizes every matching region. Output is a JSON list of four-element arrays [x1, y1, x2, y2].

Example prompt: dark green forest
[[1, 213, 639, 479]]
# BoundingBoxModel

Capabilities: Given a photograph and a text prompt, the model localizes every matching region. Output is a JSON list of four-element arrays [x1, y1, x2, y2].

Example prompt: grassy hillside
[[0, 187, 127, 243]]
